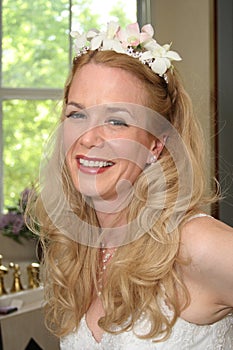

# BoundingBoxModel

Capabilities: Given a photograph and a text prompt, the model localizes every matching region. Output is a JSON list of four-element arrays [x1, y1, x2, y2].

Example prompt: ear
[[146, 136, 166, 164]]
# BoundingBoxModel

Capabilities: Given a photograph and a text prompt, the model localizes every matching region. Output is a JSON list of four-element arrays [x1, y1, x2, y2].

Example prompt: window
[[0, 0, 137, 209]]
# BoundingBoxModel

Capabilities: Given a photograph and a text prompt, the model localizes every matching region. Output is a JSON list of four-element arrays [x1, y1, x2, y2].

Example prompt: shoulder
[[179, 214, 233, 308], [180, 215, 233, 262]]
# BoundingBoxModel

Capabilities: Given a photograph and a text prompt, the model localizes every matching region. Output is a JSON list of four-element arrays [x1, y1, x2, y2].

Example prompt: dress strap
[[187, 213, 212, 222]]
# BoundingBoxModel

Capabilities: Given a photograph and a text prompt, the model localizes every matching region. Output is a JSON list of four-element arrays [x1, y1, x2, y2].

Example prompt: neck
[[95, 209, 128, 248], [96, 209, 126, 228]]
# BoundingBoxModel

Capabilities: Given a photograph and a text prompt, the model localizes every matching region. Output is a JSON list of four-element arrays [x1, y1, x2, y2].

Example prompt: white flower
[[88, 21, 124, 53], [70, 31, 87, 52], [140, 40, 182, 76], [70, 21, 182, 78]]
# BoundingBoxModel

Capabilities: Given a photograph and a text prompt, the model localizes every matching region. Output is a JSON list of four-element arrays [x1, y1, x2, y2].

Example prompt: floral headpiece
[[71, 21, 181, 82]]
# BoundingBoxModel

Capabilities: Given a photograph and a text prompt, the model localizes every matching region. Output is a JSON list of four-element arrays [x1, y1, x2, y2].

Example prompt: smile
[[79, 158, 114, 168], [76, 155, 115, 174]]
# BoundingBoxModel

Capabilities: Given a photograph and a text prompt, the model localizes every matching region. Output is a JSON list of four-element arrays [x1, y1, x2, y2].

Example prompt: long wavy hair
[[27, 50, 217, 341]]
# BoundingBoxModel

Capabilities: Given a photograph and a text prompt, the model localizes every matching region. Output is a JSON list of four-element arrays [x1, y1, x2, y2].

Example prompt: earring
[[148, 155, 157, 164]]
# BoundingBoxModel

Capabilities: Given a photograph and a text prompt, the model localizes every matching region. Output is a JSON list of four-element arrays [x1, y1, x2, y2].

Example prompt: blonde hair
[[28, 50, 216, 341]]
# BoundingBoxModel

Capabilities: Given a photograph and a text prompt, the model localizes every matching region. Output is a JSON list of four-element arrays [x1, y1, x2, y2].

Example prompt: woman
[[30, 22, 233, 349]]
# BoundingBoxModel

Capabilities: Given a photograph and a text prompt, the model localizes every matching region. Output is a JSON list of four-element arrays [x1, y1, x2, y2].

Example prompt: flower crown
[[70, 21, 182, 82]]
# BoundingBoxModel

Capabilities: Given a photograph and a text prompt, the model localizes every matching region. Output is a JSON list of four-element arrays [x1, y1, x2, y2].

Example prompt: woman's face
[[64, 63, 160, 204]]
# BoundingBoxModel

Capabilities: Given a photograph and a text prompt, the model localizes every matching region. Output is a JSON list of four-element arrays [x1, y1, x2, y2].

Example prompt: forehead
[[68, 63, 148, 107]]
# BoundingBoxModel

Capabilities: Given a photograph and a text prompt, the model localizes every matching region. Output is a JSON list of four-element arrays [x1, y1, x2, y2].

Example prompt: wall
[[150, 0, 216, 213], [216, 0, 233, 226]]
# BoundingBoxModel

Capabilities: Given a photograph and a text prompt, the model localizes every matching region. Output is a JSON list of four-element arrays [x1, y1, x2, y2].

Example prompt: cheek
[[110, 138, 150, 169], [64, 137, 79, 178], [63, 119, 90, 154], [63, 121, 77, 156]]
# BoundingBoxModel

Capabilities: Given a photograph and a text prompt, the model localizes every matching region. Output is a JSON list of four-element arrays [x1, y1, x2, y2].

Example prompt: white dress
[[60, 214, 233, 349], [60, 313, 233, 349]]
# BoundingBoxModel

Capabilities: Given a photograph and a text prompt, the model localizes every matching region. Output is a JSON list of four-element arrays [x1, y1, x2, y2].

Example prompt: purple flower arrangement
[[0, 188, 36, 244]]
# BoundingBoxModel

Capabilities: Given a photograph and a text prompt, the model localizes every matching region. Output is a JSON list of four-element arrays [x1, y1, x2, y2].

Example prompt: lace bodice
[[60, 313, 233, 349]]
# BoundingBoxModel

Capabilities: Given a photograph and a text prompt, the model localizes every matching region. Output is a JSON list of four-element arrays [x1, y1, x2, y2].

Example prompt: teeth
[[79, 158, 113, 168]]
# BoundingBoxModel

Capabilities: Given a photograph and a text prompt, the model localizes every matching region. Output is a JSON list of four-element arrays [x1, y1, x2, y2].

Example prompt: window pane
[[71, 0, 137, 31], [2, 0, 70, 88], [3, 100, 59, 207]]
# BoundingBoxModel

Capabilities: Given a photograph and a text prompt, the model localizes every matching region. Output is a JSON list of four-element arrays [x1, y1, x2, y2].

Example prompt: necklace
[[97, 246, 117, 296]]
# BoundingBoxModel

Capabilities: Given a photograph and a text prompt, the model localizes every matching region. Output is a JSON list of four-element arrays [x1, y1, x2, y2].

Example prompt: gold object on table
[[27, 262, 40, 289], [0, 254, 8, 296], [9, 262, 24, 293]]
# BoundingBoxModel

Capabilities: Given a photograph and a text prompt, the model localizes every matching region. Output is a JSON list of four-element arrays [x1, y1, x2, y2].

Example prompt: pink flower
[[140, 24, 154, 43], [117, 22, 154, 49]]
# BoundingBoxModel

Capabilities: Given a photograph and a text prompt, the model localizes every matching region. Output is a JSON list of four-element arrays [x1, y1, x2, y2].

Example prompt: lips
[[75, 155, 115, 174]]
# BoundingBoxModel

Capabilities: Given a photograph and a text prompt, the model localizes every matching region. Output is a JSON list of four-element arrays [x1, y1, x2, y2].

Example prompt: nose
[[79, 125, 105, 149]]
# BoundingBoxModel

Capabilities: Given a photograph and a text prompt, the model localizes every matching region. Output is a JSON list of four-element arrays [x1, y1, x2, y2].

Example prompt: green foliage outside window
[[3, 100, 60, 207], [3, 0, 70, 88]]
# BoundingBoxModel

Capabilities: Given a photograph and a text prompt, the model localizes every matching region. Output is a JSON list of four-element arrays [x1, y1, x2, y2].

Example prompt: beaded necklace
[[97, 246, 117, 296]]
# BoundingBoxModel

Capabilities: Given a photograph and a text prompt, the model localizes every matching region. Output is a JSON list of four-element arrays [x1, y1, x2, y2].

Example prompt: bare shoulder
[[179, 214, 233, 309], [180, 215, 233, 261]]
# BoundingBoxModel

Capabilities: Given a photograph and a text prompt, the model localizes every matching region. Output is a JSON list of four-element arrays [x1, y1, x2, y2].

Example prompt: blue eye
[[67, 112, 86, 120], [106, 119, 129, 127]]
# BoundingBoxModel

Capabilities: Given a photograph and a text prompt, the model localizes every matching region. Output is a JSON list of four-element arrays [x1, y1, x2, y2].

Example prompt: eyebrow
[[66, 101, 85, 109], [66, 102, 136, 121], [105, 106, 135, 122]]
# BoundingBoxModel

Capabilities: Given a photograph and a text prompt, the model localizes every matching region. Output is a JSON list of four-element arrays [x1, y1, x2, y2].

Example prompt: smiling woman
[[26, 19, 233, 350]]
